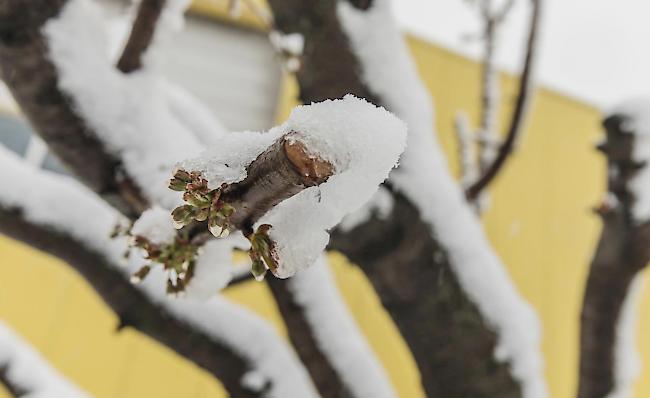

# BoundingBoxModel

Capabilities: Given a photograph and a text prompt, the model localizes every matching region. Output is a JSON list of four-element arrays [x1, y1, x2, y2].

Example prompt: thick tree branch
[[578, 114, 650, 398], [0, 0, 148, 217], [466, 0, 540, 200], [117, 0, 165, 73], [0, 207, 260, 398], [268, 0, 521, 395]]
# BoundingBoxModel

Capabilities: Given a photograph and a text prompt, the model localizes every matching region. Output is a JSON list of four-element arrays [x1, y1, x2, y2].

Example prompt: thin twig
[[466, 0, 540, 200], [117, 0, 166, 73]]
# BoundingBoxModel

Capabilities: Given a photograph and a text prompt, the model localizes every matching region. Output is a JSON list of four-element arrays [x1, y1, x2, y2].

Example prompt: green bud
[[172, 205, 196, 229], [251, 258, 267, 281]]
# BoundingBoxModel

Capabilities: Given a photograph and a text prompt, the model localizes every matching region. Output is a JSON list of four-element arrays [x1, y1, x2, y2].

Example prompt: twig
[[466, 0, 540, 200], [117, 0, 166, 73]]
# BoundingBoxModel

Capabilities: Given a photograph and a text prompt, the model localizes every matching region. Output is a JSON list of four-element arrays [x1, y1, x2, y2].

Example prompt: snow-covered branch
[[286, 255, 396, 398], [579, 101, 650, 398], [0, 321, 89, 398], [0, 0, 148, 217], [0, 145, 318, 398], [337, 1, 546, 396]]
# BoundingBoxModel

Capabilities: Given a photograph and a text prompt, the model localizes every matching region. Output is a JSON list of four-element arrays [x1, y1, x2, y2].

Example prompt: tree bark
[[578, 114, 650, 398], [268, 0, 521, 395], [0, 207, 260, 398], [0, 0, 148, 217]]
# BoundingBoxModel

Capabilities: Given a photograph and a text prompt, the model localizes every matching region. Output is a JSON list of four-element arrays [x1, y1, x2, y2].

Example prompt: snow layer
[[131, 206, 177, 245], [339, 1, 547, 397], [185, 235, 250, 300], [606, 274, 645, 398], [0, 145, 318, 398], [0, 321, 88, 398], [44, 0, 209, 209], [288, 255, 396, 398], [609, 99, 650, 223]]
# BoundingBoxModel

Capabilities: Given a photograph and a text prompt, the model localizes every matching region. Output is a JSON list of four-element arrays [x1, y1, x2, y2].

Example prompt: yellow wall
[[1, 16, 650, 398]]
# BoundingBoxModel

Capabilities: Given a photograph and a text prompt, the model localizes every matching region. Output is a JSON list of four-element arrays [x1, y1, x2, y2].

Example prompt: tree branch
[[0, 207, 261, 398], [578, 113, 650, 398], [466, 0, 540, 200], [117, 0, 166, 73], [0, 0, 148, 217]]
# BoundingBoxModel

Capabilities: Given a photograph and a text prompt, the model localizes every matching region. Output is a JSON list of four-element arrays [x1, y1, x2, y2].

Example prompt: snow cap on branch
[[178, 95, 406, 278]]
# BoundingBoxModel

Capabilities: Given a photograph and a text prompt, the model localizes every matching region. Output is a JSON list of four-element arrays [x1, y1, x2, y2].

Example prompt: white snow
[[607, 274, 645, 398], [44, 0, 211, 209], [178, 129, 283, 190], [181, 96, 406, 278], [339, 186, 394, 232], [131, 206, 177, 246], [0, 145, 318, 398], [339, 1, 547, 397], [608, 99, 650, 223], [184, 235, 250, 300], [288, 255, 396, 398], [0, 321, 89, 398], [269, 30, 304, 56]]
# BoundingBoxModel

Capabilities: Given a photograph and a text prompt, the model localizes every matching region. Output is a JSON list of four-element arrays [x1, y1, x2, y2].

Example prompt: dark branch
[[578, 114, 650, 398], [117, 0, 165, 73], [466, 0, 541, 200], [0, 0, 148, 218], [0, 206, 260, 398]]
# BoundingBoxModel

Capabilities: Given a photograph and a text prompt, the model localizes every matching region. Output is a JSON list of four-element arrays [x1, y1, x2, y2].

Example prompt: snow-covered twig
[[0, 321, 89, 398], [0, 145, 318, 398], [466, 0, 540, 200]]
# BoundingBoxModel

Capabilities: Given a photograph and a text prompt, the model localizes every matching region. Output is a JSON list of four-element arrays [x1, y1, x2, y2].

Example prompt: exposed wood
[[466, 0, 541, 200], [0, 206, 260, 398], [269, 0, 521, 395], [0, 0, 148, 218], [578, 114, 650, 398], [221, 135, 334, 233], [117, 0, 166, 73]]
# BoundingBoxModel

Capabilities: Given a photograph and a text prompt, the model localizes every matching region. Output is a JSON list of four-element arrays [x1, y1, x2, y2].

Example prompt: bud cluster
[[169, 169, 235, 238], [130, 232, 198, 296], [247, 224, 279, 281]]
